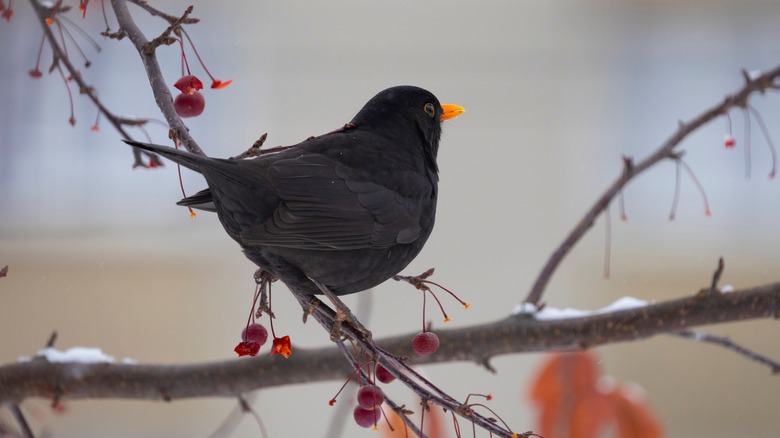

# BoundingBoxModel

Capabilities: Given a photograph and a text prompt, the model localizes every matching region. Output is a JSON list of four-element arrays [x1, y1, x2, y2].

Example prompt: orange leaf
[[271, 335, 292, 358], [610, 386, 664, 438], [424, 403, 447, 438], [569, 392, 614, 438], [381, 399, 449, 438], [530, 352, 600, 404], [381, 408, 407, 438], [529, 352, 665, 438], [529, 352, 603, 437]]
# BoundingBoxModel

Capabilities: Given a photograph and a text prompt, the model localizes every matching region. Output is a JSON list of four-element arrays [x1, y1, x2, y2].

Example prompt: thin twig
[[710, 257, 725, 293], [26, 0, 162, 167], [238, 395, 268, 438], [28, 0, 127, 137], [524, 65, 780, 305], [10, 404, 34, 438], [126, 0, 200, 24], [671, 330, 780, 374], [747, 104, 778, 179]]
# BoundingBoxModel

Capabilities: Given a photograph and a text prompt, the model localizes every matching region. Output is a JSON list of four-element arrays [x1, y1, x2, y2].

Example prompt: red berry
[[174, 91, 205, 118], [174, 75, 204, 95], [412, 332, 440, 356], [353, 406, 381, 428], [724, 134, 736, 148], [375, 364, 395, 384], [241, 323, 268, 346], [356, 385, 384, 410]]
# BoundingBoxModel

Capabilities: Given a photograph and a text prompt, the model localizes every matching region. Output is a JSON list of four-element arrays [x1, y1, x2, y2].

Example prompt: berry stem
[[55, 64, 75, 125], [55, 19, 70, 61], [420, 289, 427, 332], [177, 37, 191, 76], [244, 282, 262, 333], [743, 108, 752, 179], [32, 33, 45, 74], [669, 158, 682, 221], [59, 21, 91, 68], [422, 279, 469, 309], [61, 15, 101, 52], [426, 289, 450, 323], [678, 158, 711, 217], [173, 152, 195, 217], [181, 28, 216, 82], [748, 105, 777, 179]]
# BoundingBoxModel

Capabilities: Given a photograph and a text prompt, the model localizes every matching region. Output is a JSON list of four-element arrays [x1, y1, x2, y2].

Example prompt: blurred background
[[2, 1, 780, 437]]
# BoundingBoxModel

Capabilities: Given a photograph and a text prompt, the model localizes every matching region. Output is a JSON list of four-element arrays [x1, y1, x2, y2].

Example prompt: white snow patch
[[17, 348, 137, 365], [517, 296, 649, 320], [534, 306, 590, 320], [595, 296, 649, 313], [720, 284, 735, 293], [511, 302, 538, 315], [748, 70, 762, 81], [36, 347, 115, 364], [687, 330, 706, 341]]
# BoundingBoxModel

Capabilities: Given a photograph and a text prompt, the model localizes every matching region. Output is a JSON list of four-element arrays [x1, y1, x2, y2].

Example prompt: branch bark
[[2, 282, 777, 403]]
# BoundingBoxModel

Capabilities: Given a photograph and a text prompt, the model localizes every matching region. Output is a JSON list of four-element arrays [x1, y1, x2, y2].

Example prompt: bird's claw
[[308, 277, 373, 342]]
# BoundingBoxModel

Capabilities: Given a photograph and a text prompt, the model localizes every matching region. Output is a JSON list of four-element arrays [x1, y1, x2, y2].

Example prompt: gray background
[[2, 1, 779, 437]]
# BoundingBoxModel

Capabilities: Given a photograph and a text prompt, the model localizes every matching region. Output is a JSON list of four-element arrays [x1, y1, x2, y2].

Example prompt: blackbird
[[126, 86, 464, 299]]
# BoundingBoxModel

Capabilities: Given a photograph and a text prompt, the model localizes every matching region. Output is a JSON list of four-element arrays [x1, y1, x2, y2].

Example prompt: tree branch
[[110, 0, 203, 155], [2, 282, 777, 403], [28, 0, 127, 138], [671, 329, 780, 374], [26, 0, 164, 168], [524, 67, 780, 305]]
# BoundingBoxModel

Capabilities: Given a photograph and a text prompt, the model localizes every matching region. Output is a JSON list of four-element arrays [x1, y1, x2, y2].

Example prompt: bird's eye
[[423, 103, 436, 118]]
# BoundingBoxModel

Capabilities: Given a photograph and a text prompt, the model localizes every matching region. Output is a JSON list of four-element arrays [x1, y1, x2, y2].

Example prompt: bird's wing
[[238, 153, 430, 250]]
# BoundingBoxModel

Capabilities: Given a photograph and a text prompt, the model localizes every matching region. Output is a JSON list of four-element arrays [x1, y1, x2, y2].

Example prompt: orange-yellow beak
[[440, 104, 465, 121]]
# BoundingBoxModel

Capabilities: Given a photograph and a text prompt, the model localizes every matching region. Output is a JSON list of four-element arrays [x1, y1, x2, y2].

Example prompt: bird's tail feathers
[[124, 140, 209, 173]]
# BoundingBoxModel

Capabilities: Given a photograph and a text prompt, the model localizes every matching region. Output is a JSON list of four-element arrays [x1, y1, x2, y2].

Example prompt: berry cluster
[[234, 274, 291, 358], [352, 384, 384, 428], [234, 323, 267, 357], [171, 29, 231, 118]]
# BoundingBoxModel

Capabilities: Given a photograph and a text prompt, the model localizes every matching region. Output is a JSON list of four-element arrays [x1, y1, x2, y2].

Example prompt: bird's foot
[[308, 277, 373, 342], [253, 269, 278, 318]]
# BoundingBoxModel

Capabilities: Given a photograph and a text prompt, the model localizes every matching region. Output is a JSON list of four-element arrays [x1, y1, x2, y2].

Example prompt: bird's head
[[350, 85, 464, 173]]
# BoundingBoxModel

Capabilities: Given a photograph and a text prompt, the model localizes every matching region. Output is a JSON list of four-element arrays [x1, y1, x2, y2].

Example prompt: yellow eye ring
[[424, 103, 436, 118]]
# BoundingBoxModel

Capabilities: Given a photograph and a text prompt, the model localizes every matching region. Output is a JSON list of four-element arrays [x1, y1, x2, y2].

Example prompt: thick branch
[[524, 66, 780, 305], [1, 282, 776, 403]]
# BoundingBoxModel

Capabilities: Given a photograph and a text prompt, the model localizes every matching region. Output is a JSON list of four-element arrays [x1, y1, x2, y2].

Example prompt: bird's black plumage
[[127, 86, 462, 296]]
